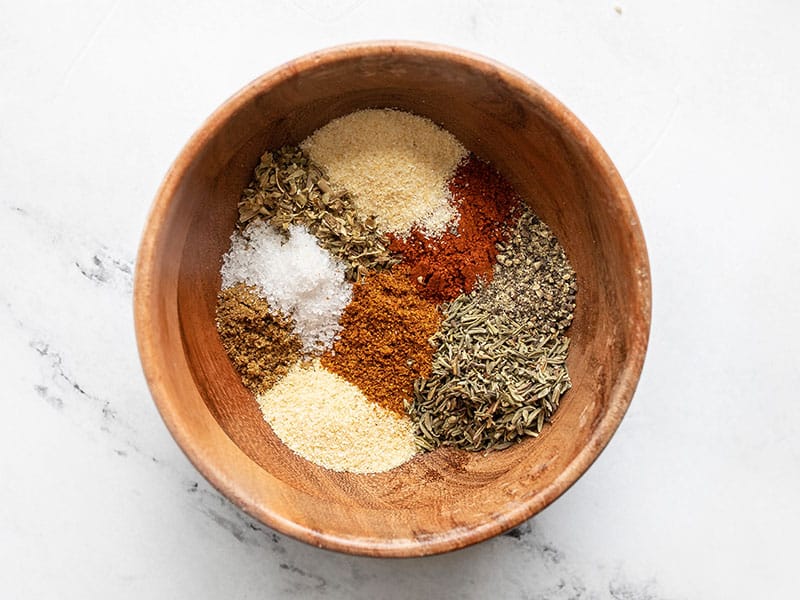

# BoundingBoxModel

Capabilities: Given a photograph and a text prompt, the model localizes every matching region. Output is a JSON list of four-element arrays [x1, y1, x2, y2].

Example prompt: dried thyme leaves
[[237, 146, 399, 282], [408, 294, 571, 452]]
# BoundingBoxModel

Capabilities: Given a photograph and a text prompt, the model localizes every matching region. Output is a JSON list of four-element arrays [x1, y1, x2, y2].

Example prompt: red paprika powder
[[388, 155, 519, 303]]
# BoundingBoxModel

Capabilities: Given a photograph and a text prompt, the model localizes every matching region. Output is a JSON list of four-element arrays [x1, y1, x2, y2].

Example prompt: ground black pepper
[[472, 207, 577, 334]]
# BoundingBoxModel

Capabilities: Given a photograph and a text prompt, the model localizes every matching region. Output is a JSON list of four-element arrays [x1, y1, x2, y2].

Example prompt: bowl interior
[[135, 44, 650, 556]]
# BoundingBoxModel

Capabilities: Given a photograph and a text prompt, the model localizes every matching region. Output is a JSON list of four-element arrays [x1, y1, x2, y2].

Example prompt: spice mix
[[214, 109, 577, 474]]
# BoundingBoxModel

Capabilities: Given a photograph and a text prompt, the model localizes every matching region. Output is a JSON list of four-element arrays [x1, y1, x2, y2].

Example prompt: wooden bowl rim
[[134, 40, 651, 557]]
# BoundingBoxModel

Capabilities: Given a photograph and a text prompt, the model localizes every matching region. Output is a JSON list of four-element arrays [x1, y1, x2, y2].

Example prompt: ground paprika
[[388, 155, 519, 303]]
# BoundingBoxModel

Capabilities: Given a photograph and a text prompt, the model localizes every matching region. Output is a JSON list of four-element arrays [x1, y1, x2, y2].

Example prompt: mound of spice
[[301, 109, 467, 237], [221, 221, 352, 353], [471, 207, 577, 334], [258, 361, 418, 474], [389, 155, 519, 303], [216, 284, 302, 395], [237, 146, 397, 282], [321, 266, 440, 415], [409, 293, 571, 452]]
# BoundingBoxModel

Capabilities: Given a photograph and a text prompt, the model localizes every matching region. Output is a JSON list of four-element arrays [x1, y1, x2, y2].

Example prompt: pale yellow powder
[[257, 360, 418, 474], [301, 109, 467, 237]]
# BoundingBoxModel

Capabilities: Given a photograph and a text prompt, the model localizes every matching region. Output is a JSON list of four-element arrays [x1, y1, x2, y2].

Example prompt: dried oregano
[[408, 293, 572, 452], [237, 146, 399, 281]]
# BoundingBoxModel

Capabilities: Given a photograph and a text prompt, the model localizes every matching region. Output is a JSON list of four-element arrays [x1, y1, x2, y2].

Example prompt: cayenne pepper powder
[[321, 266, 440, 415], [388, 155, 519, 303]]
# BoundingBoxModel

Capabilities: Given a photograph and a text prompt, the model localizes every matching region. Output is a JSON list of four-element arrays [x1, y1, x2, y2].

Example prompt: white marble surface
[[1, 1, 798, 598]]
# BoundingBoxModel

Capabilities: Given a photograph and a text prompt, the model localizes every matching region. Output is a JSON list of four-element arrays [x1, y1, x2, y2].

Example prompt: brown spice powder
[[321, 266, 440, 415], [216, 284, 302, 394]]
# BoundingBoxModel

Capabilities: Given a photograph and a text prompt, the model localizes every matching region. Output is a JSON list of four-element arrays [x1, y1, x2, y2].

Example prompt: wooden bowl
[[134, 42, 651, 557]]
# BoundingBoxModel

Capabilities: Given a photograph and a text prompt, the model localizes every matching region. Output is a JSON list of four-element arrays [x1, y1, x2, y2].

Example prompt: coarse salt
[[221, 221, 351, 353]]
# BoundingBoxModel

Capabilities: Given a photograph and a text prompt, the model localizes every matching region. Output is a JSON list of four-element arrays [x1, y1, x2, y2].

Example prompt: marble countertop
[[2, 2, 798, 598]]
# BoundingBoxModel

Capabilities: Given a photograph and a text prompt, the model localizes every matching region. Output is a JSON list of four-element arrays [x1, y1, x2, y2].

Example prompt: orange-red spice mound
[[321, 266, 440, 415], [388, 155, 519, 303]]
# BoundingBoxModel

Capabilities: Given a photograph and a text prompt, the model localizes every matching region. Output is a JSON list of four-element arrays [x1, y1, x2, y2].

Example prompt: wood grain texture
[[134, 42, 651, 557]]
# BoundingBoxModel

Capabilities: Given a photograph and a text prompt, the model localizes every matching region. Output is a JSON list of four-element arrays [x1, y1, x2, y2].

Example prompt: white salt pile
[[301, 109, 467, 238], [221, 221, 352, 353]]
